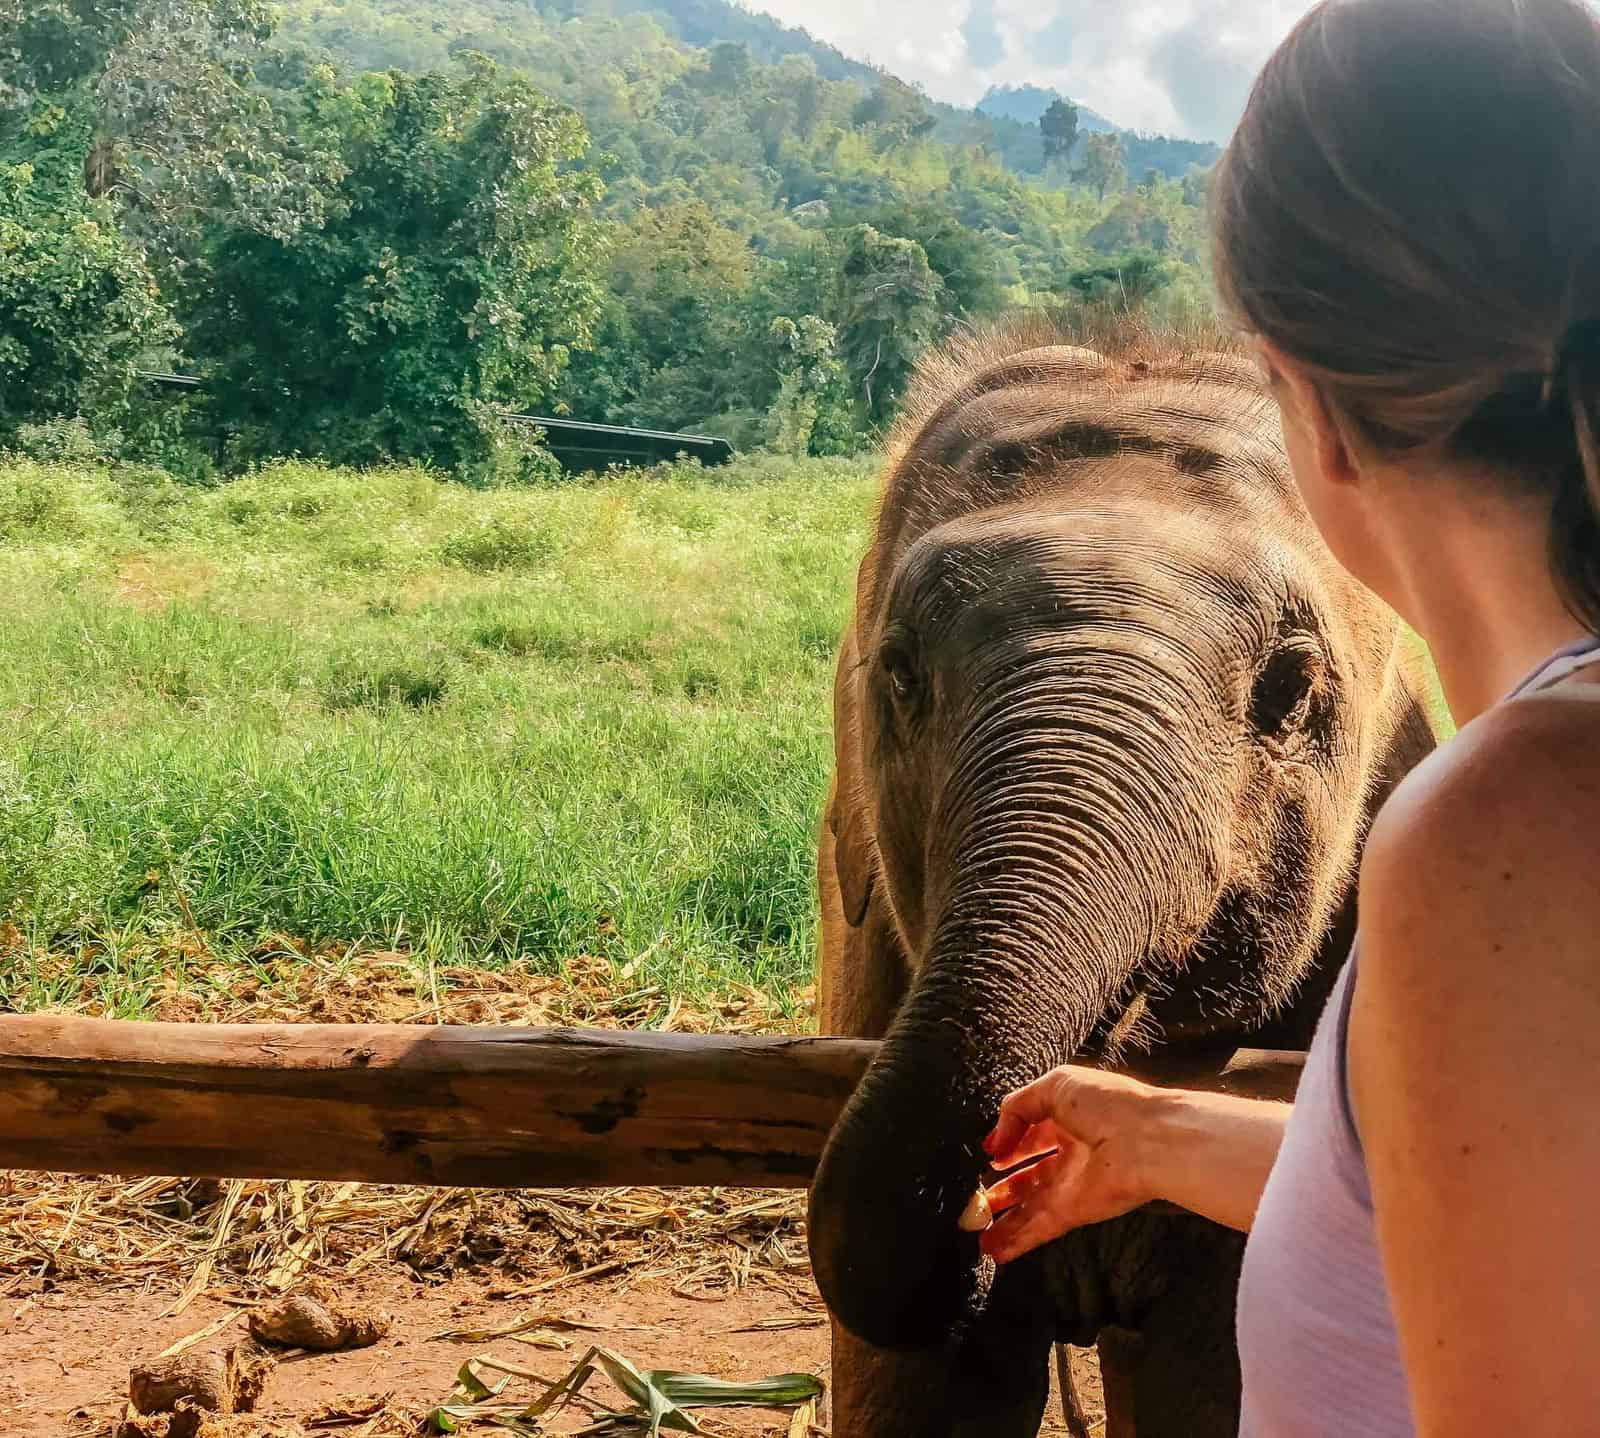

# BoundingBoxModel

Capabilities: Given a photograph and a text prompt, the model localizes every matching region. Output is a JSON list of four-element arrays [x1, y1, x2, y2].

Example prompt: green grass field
[[0, 454, 877, 1018]]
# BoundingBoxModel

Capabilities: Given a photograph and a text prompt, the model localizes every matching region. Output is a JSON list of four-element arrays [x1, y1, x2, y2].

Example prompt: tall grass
[[0, 454, 877, 1015]]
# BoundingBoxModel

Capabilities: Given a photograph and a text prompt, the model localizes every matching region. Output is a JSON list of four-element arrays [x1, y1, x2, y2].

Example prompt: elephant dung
[[128, 1344, 273, 1416]]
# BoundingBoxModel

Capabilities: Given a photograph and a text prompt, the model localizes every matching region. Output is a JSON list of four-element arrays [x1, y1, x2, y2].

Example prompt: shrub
[[8, 416, 119, 466], [0, 461, 127, 543], [438, 517, 557, 572]]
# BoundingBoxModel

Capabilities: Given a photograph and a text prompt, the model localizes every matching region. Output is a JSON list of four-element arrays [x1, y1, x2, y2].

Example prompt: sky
[[745, 0, 1322, 142]]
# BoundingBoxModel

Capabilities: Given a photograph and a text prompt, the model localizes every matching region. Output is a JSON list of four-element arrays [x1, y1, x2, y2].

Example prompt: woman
[[979, 1, 1600, 1433]]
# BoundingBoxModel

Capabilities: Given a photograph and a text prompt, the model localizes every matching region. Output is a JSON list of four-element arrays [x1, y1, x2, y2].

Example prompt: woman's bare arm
[[979, 1066, 1292, 1264], [1352, 697, 1600, 1437]]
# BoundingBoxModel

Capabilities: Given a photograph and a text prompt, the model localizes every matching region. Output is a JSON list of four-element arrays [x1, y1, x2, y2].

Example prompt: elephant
[[806, 329, 1439, 1438]]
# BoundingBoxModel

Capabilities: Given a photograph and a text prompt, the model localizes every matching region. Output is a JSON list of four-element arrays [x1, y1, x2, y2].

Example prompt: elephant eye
[[1250, 634, 1328, 740], [879, 639, 923, 705]]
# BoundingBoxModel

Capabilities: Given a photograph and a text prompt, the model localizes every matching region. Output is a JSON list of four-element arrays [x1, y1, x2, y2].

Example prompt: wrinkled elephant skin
[[809, 333, 1436, 1438]]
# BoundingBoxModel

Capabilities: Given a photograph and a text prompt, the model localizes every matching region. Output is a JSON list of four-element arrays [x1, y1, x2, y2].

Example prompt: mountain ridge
[[556, 0, 1215, 151], [976, 82, 1118, 135]]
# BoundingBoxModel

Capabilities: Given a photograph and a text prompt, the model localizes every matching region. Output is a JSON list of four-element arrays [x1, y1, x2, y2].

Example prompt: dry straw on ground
[[0, 948, 818, 1321], [4, 949, 827, 1436]]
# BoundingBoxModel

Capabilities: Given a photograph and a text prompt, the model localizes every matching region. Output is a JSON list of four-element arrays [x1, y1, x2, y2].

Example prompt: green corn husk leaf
[[650, 1370, 823, 1408], [589, 1347, 699, 1436], [588, 1347, 824, 1438], [429, 1345, 823, 1438], [429, 1360, 526, 1433]]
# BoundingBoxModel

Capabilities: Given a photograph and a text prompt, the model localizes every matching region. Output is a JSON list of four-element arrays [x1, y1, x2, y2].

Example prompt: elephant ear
[[829, 789, 876, 928]]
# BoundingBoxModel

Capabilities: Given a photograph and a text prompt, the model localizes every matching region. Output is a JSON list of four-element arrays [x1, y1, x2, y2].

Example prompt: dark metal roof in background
[[137, 372, 735, 471], [506, 413, 721, 445]]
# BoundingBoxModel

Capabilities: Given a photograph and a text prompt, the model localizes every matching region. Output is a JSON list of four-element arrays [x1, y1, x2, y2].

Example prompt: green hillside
[[1, 0, 1216, 473], [551, 0, 883, 86]]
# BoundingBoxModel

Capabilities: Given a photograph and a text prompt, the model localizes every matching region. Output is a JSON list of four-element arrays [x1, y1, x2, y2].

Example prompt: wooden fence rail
[[0, 1016, 1303, 1189]]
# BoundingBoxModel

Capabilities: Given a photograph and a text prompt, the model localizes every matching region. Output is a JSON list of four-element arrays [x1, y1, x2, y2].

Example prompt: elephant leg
[[948, 1305, 1055, 1438], [1125, 1307, 1240, 1438], [1098, 1328, 1145, 1438], [1121, 1224, 1245, 1438], [826, 1323, 958, 1438], [1058, 1343, 1093, 1438]]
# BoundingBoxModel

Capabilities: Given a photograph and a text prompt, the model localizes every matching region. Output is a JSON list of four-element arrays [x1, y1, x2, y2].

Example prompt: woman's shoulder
[[1374, 680, 1600, 864], [1359, 679, 1600, 995]]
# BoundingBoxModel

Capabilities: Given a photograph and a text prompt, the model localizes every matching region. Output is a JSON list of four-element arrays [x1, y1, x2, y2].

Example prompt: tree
[[1, 0, 335, 271], [1039, 98, 1078, 165], [1059, 253, 1172, 311], [1083, 192, 1171, 256], [854, 201, 1007, 322], [766, 313, 843, 455], [558, 201, 756, 432], [91, 0, 341, 268], [185, 59, 605, 476], [1076, 131, 1128, 202], [851, 75, 935, 150], [832, 223, 940, 426], [0, 0, 269, 104], [0, 106, 174, 440], [702, 41, 753, 95]]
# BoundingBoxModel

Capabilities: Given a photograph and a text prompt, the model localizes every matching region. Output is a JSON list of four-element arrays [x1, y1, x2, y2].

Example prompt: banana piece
[[958, 1185, 994, 1233]]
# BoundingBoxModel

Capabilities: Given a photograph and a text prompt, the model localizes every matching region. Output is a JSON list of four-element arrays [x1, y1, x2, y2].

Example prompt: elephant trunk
[[809, 678, 1226, 1351]]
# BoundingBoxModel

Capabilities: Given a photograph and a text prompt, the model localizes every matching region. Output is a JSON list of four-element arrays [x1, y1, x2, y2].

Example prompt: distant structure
[[505, 413, 734, 472], [137, 373, 735, 474]]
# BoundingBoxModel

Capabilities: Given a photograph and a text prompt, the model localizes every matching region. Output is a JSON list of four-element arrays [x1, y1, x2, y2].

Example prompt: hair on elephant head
[[809, 319, 1437, 1365]]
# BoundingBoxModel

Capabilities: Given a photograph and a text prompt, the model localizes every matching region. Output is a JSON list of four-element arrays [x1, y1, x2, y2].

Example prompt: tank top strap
[[1516, 637, 1600, 696]]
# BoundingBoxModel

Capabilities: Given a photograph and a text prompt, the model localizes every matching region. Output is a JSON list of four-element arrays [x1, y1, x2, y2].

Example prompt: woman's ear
[[1259, 338, 1362, 490]]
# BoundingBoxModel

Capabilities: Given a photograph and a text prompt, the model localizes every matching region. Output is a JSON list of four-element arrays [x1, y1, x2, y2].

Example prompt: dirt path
[[2, 1266, 1101, 1436]]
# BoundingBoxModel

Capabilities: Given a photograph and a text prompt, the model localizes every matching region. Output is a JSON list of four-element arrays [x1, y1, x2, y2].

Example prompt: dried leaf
[[306, 1392, 393, 1429], [429, 1315, 568, 1347]]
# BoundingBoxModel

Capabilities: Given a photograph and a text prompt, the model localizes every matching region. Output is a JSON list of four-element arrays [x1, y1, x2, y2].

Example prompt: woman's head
[[1213, 0, 1600, 627]]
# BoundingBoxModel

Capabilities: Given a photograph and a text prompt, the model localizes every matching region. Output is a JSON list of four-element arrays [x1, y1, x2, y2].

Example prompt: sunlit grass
[[0, 454, 877, 1015]]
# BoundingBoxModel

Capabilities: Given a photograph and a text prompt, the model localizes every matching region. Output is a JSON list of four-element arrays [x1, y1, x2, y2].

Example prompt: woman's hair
[[1213, 0, 1600, 628]]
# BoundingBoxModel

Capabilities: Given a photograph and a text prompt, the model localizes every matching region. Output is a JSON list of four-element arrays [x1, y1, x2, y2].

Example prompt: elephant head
[[808, 334, 1435, 1354]]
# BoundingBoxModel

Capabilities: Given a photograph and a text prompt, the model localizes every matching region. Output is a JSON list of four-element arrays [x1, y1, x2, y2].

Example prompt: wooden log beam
[[0, 1017, 877, 1189], [0, 1016, 1304, 1189]]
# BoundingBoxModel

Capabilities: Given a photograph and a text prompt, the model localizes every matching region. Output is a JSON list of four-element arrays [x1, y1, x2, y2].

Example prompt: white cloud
[[744, 0, 1321, 141]]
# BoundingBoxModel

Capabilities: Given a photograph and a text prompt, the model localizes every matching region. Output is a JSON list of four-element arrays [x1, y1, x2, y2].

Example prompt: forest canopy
[[0, 0, 1218, 476]]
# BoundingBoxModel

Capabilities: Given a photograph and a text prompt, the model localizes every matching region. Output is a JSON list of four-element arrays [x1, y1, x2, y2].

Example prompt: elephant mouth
[[808, 968, 1138, 1351], [808, 924, 1270, 1351]]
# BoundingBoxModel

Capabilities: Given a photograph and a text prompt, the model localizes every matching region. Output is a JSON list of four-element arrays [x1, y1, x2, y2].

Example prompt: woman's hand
[[979, 1065, 1163, 1264], [980, 1065, 1296, 1257]]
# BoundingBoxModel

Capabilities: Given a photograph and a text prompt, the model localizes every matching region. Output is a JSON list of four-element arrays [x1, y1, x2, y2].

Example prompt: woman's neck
[[1373, 474, 1590, 723]]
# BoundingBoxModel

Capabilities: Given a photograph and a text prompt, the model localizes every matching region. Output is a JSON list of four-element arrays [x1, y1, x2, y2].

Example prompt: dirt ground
[[0, 1251, 1101, 1435], [0, 958, 1103, 1435], [2, 1266, 828, 1434]]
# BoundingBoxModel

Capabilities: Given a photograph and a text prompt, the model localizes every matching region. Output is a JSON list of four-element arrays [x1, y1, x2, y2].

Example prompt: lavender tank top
[[1236, 636, 1600, 1438]]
